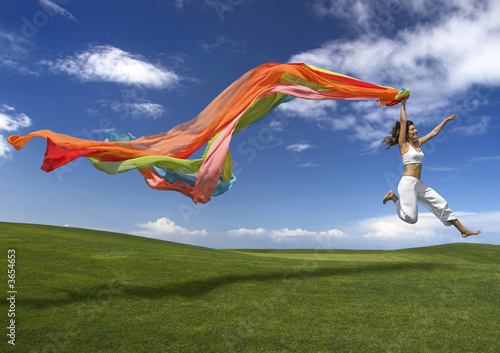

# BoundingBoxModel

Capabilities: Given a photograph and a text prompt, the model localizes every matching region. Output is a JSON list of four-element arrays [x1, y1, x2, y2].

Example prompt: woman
[[382, 98, 481, 238]]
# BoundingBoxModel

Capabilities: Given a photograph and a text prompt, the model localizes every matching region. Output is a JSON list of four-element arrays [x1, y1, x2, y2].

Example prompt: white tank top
[[401, 144, 424, 165]]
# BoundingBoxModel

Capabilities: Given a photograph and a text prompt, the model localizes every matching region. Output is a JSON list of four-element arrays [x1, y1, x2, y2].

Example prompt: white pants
[[396, 176, 457, 226]]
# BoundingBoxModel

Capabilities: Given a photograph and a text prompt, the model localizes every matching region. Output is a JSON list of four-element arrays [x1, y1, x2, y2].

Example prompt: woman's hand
[[418, 114, 456, 146], [445, 114, 457, 122]]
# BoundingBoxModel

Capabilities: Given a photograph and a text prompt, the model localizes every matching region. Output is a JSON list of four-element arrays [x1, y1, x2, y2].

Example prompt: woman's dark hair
[[381, 120, 414, 149]]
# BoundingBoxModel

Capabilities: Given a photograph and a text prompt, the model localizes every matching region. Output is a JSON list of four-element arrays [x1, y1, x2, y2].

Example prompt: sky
[[1, 0, 499, 250]]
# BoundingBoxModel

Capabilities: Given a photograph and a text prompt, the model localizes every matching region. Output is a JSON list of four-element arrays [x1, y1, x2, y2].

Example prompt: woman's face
[[408, 124, 418, 140]]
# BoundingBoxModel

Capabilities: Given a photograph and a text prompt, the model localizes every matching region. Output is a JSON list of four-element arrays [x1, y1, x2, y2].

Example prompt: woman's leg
[[383, 190, 398, 204], [417, 181, 481, 237], [449, 219, 481, 238], [395, 176, 419, 224], [416, 181, 456, 225]]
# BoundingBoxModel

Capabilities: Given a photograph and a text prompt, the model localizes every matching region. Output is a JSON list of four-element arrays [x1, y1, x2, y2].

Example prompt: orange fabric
[[8, 63, 401, 161], [8, 63, 408, 203]]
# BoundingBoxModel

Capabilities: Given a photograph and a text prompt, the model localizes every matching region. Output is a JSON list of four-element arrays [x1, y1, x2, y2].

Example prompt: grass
[[1, 221, 499, 352]]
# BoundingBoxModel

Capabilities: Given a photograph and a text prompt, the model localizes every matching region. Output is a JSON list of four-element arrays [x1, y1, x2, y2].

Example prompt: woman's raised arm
[[398, 99, 408, 152], [418, 114, 457, 146]]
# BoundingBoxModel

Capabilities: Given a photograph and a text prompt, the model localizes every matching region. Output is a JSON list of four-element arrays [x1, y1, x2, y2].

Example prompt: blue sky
[[1, 0, 499, 249]]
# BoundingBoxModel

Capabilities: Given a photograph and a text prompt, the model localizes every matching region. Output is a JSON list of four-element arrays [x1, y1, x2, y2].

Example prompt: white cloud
[[286, 143, 313, 152], [0, 31, 38, 76], [342, 211, 493, 249], [225, 226, 345, 248], [468, 155, 500, 164], [0, 58, 38, 76], [227, 227, 344, 239], [0, 104, 32, 159], [226, 227, 344, 239], [299, 162, 322, 168], [357, 214, 440, 240], [278, 99, 337, 119], [0, 105, 32, 132], [271, 228, 344, 238], [310, 0, 370, 23], [39, 0, 78, 23], [200, 36, 246, 54], [452, 116, 490, 135], [320, 229, 345, 236], [131, 210, 498, 250], [271, 228, 318, 237], [426, 166, 459, 172], [0, 31, 32, 55], [286, 0, 500, 147], [111, 102, 165, 119], [268, 120, 286, 132], [0, 135, 10, 158], [174, 0, 190, 10], [277, 99, 356, 133], [174, 0, 247, 14], [43, 45, 181, 89], [134, 217, 207, 241], [310, 0, 489, 33], [228, 228, 267, 235]]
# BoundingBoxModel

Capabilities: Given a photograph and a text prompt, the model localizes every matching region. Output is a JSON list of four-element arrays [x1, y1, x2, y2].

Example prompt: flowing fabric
[[8, 63, 409, 203]]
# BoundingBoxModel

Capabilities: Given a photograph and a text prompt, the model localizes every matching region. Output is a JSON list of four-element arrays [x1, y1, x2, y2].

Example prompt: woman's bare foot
[[383, 190, 398, 204], [462, 229, 481, 238], [449, 220, 481, 238]]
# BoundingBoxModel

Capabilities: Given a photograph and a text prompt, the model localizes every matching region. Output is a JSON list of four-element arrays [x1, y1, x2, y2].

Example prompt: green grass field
[[1, 222, 499, 352]]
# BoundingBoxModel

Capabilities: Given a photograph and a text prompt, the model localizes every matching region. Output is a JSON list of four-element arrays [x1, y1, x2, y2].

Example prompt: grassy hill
[[1, 222, 499, 352]]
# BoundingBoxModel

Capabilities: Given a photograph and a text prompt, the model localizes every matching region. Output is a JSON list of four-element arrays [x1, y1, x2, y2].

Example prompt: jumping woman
[[382, 98, 481, 238]]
